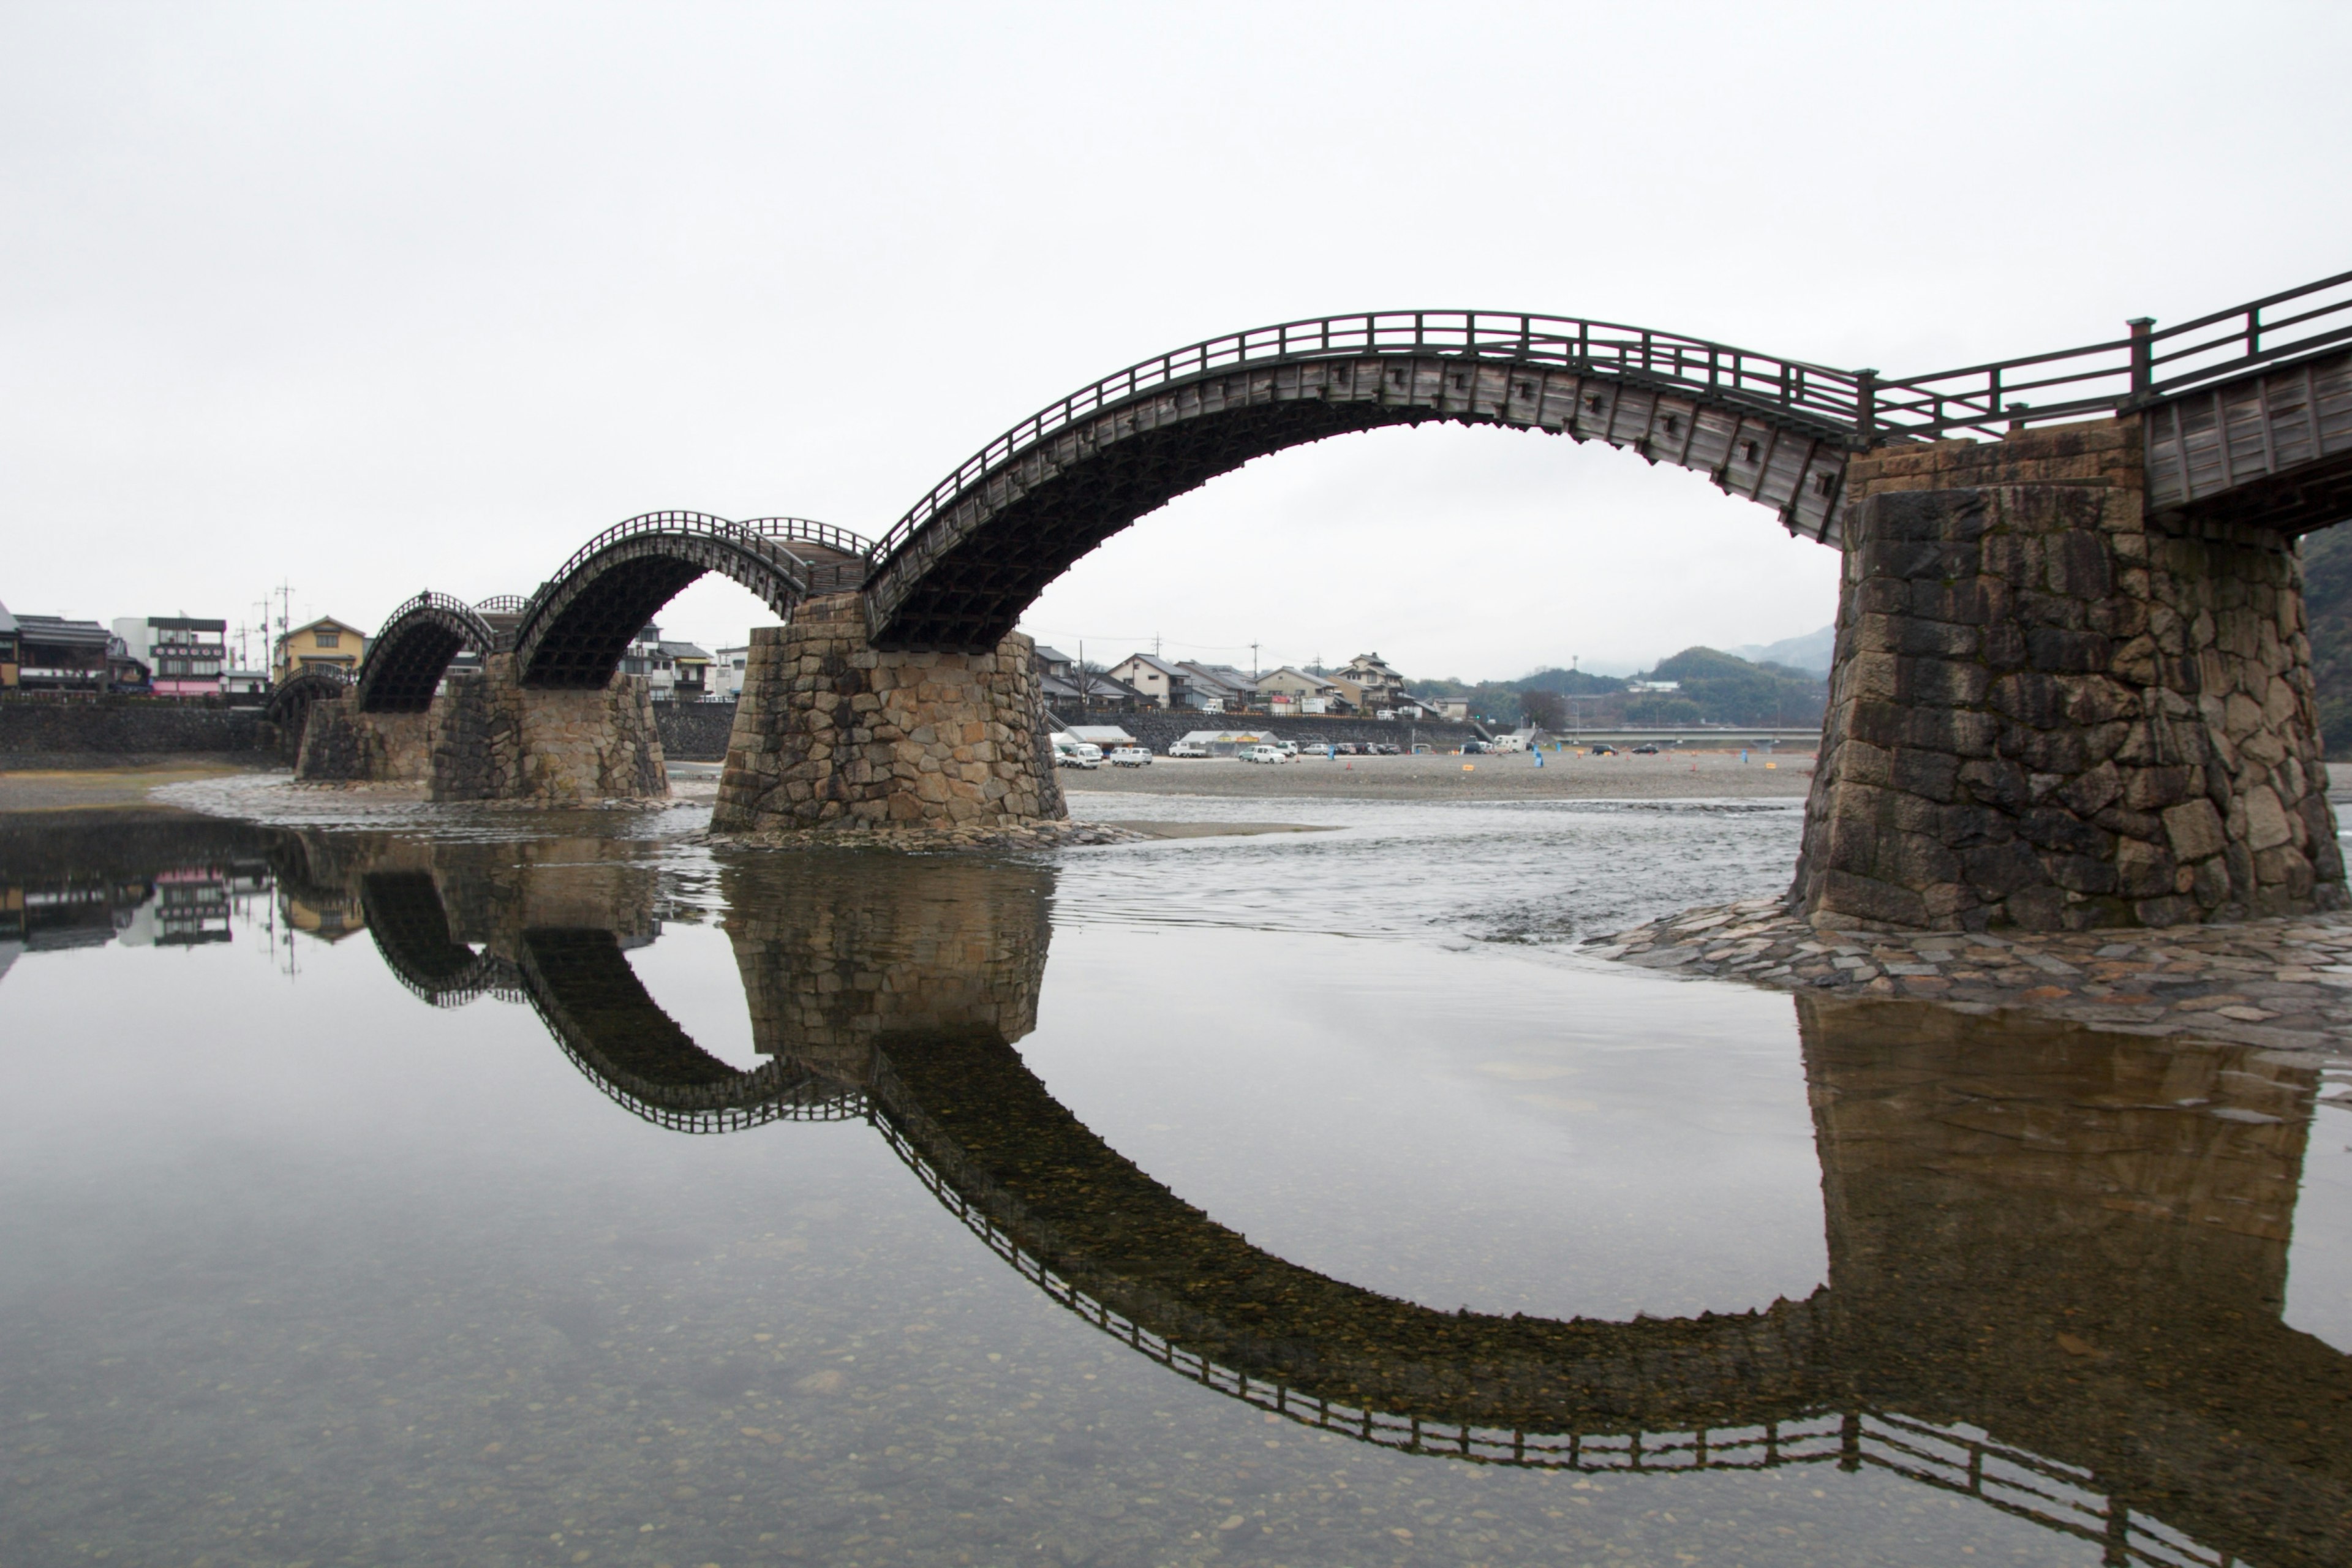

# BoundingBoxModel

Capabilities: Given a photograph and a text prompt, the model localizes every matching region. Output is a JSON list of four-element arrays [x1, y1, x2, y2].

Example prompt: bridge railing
[[868, 270, 2352, 570], [473, 594, 530, 617], [1879, 266, 2352, 438], [739, 516, 875, 560], [867, 311, 1871, 566]]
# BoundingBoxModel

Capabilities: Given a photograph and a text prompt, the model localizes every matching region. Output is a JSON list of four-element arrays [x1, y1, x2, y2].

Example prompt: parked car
[[1275, 741, 1298, 758], [1238, 744, 1288, 764], [1107, 747, 1152, 767], [1460, 741, 1491, 755], [1055, 741, 1103, 769], [1630, 744, 1661, 755], [1167, 741, 1208, 758], [1587, 744, 1618, 756]]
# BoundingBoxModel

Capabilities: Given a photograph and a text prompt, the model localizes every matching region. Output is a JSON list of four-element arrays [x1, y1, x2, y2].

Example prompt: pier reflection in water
[[1, 816, 2347, 1566]]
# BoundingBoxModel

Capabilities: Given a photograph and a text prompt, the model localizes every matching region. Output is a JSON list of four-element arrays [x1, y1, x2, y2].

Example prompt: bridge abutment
[[429, 654, 666, 804], [711, 592, 1060, 837], [1795, 420, 2346, 930]]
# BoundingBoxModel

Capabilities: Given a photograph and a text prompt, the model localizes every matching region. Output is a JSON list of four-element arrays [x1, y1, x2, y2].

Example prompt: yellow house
[[274, 617, 369, 683]]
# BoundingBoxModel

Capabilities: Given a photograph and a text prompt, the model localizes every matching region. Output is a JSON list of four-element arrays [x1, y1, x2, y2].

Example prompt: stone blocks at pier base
[[1794, 466, 2345, 931], [429, 654, 667, 805], [294, 696, 433, 783], [710, 592, 1061, 837]]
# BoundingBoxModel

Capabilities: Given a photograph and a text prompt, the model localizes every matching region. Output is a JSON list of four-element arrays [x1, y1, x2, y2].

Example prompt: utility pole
[[1152, 633, 1161, 657], [1250, 641, 1260, 680], [1078, 639, 1088, 714], [273, 582, 297, 677]]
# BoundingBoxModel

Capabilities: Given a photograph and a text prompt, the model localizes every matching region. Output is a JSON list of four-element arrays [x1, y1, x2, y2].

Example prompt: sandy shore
[[0, 760, 266, 813], [1060, 750, 1817, 801]]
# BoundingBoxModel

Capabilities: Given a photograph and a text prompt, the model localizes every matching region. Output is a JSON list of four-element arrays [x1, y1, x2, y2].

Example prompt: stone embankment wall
[[1795, 418, 2346, 929], [652, 700, 737, 761], [431, 655, 667, 804], [0, 695, 271, 763], [1044, 708, 1495, 753], [296, 697, 432, 782], [711, 593, 1057, 834]]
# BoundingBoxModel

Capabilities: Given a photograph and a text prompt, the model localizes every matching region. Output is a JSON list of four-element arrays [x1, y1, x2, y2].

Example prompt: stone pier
[[293, 696, 433, 784], [711, 592, 1058, 837], [292, 655, 666, 805], [429, 654, 666, 804], [1793, 419, 2346, 930]]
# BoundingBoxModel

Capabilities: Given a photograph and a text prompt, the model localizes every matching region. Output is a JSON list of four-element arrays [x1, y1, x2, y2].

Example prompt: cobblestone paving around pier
[[1593, 899, 2352, 1065]]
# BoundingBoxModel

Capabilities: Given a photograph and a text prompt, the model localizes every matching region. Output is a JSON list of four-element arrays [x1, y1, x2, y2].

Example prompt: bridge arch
[[861, 312, 1863, 649], [513, 926, 856, 1132], [510, 512, 872, 689], [264, 663, 350, 750], [359, 870, 520, 1006], [353, 592, 499, 714]]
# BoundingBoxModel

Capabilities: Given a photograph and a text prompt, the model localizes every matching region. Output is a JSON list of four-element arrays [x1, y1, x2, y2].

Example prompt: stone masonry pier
[[1792, 419, 2346, 930], [710, 592, 1058, 837], [294, 655, 665, 805]]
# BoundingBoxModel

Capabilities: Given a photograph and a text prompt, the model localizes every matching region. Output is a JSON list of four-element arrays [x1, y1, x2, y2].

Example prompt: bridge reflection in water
[[325, 837, 2343, 1567]]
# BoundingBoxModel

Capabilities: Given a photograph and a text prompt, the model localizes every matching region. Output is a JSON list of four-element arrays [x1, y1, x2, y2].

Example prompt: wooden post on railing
[[2127, 318, 2155, 402], [1854, 369, 1879, 446]]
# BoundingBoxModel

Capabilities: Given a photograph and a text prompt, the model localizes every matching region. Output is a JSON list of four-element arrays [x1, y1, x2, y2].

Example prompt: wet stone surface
[[1597, 897, 2352, 1061]]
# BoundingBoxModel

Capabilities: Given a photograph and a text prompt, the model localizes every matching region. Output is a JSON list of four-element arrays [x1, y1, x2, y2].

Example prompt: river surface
[[2, 785, 2348, 1567]]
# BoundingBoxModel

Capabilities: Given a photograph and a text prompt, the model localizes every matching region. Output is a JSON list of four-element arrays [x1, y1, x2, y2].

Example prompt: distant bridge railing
[[529, 511, 810, 610], [867, 271, 2352, 570], [473, 594, 530, 618]]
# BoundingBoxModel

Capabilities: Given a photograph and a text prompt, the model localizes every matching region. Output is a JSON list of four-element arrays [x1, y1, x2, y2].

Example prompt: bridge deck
[[2145, 345, 2352, 533]]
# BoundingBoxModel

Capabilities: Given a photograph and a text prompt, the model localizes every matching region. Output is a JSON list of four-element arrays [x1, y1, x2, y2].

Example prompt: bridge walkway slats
[[2144, 347, 2352, 532]]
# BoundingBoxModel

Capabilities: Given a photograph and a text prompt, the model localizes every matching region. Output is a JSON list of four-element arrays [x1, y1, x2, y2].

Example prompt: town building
[[114, 615, 228, 698], [1338, 652, 1407, 709], [221, 670, 271, 701], [621, 625, 715, 699], [1034, 647, 1143, 712], [1254, 666, 1343, 714], [274, 617, 369, 683], [1177, 662, 1256, 712], [0, 601, 16, 688], [1106, 653, 1194, 710], [712, 644, 752, 701], [12, 614, 115, 693]]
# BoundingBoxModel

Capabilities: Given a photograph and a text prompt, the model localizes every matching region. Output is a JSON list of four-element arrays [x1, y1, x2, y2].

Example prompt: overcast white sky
[[6, 2, 2348, 680]]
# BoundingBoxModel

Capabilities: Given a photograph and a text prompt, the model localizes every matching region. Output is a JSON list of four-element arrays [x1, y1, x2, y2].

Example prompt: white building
[[712, 644, 752, 701]]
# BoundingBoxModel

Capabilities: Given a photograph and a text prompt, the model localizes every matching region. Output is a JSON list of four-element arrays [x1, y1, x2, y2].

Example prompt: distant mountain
[[1730, 625, 1834, 676], [1646, 647, 1826, 728]]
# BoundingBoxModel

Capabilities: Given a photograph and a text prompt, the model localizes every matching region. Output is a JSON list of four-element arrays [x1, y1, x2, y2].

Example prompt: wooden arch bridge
[[302, 271, 2352, 929]]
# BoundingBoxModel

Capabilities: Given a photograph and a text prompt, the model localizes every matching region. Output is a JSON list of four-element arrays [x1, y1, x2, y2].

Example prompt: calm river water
[[2, 785, 2348, 1567]]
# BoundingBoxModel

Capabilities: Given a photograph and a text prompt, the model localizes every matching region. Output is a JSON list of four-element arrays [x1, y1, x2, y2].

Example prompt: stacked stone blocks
[[1795, 418, 2345, 930], [293, 657, 666, 805], [430, 654, 667, 804], [293, 696, 432, 783], [711, 592, 1058, 834]]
